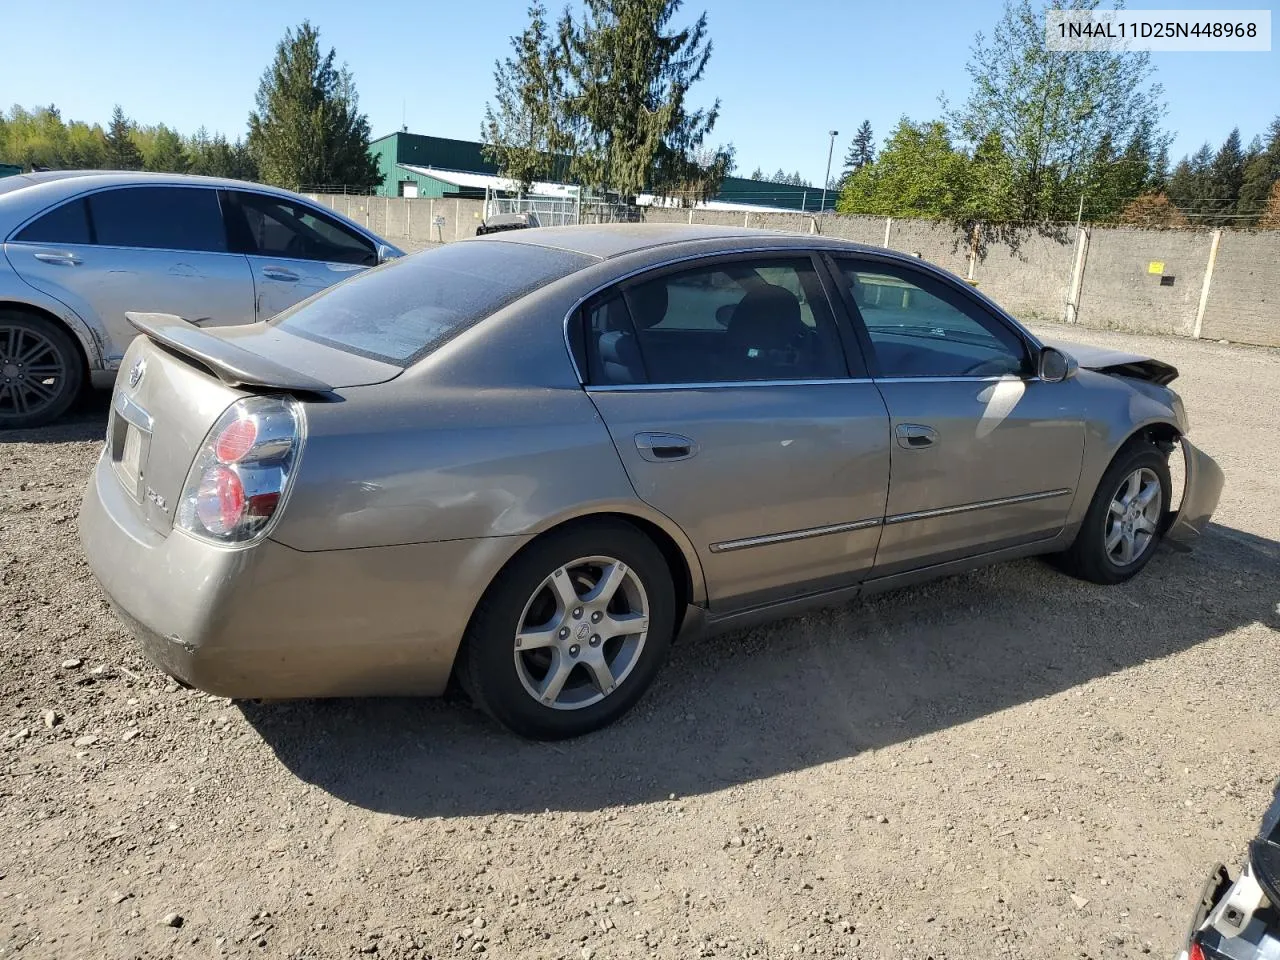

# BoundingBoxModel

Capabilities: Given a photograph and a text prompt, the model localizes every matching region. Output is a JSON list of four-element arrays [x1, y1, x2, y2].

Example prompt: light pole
[[819, 130, 839, 213]]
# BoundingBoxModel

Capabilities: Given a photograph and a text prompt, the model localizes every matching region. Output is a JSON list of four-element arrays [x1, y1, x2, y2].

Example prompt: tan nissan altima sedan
[[79, 224, 1224, 739]]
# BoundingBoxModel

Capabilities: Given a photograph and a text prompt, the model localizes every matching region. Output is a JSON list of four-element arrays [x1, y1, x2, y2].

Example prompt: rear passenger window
[[15, 199, 92, 245], [89, 187, 227, 253], [585, 258, 847, 385]]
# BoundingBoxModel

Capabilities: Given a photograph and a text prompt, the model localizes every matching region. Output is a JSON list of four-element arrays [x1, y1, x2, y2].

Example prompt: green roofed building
[[368, 131, 835, 213]]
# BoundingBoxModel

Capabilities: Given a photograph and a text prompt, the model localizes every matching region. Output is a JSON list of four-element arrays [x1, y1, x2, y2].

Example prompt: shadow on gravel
[[242, 522, 1280, 817], [0, 393, 109, 444]]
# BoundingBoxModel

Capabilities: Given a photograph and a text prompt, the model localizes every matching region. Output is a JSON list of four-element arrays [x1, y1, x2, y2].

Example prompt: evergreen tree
[[247, 21, 380, 191], [103, 105, 143, 170], [561, 0, 723, 200], [482, 3, 571, 192], [1150, 144, 1170, 192], [1167, 143, 1214, 221], [139, 124, 190, 173], [1239, 117, 1280, 223], [771, 167, 787, 183], [749, 166, 763, 180], [1207, 128, 1245, 224], [843, 120, 874, 177]]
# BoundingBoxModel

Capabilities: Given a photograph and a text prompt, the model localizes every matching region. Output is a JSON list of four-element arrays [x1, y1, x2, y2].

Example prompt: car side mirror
[[1038, 346, 1077, 383], [376, 243, 402, 264]]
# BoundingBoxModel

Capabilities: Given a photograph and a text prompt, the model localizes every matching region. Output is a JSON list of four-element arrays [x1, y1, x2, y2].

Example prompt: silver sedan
[[0, 171, 401, 428], [78, 224, 1224, 739]]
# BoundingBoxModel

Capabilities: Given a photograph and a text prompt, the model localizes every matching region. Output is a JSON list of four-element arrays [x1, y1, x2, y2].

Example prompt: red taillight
[[215, 418, 258, 464], [177, 396, 302, 545], [194, 466, 246, 535], [1189, 941, 1207, 960]]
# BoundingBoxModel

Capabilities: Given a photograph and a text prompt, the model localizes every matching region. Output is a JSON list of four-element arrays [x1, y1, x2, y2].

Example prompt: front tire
[[1058, 442, 1171, 584], [0, 312, 83, 429], [459, 520, 676, 740]]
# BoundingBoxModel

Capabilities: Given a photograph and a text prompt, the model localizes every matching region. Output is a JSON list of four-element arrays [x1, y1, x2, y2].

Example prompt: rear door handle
[[634, 432, 697, 462], [895, 423, 938, 449], [262, 267, 299, 282], [33, 251, 82, 266]]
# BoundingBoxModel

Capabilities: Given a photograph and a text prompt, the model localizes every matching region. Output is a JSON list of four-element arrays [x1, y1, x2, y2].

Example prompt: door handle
[[634, 432, 697, 462], [33, 252, 82, 266], [262, 267, 299, 282], [895, 423, 938, 449]]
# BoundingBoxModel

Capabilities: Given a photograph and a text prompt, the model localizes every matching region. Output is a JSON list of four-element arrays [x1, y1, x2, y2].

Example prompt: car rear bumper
[[79, 452, 528, 698], [1167, 439, 1225, 546]]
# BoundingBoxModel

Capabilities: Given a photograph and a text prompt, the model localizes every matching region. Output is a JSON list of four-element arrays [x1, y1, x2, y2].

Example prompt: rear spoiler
[[125, 313, 334, 393]]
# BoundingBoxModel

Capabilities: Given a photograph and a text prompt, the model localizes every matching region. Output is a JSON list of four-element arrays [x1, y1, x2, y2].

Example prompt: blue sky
[[1, 0, 1275, 183]]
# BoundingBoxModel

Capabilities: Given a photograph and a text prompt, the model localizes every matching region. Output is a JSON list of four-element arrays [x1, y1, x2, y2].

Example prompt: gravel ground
[[2, 323, 1278, 960]]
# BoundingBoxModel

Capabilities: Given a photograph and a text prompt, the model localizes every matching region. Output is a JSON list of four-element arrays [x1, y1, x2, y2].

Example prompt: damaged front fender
[[1165, 439, 1225, 548]]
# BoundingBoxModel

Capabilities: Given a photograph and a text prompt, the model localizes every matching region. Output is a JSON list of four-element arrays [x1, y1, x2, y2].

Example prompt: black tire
[[0, 311, 84, 430], [459, 519, 676, 740], [1057, 441, 1172, 584]]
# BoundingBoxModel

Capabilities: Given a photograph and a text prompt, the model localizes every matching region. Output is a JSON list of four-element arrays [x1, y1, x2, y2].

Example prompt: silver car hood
[[1045, 339, 1179, 386]]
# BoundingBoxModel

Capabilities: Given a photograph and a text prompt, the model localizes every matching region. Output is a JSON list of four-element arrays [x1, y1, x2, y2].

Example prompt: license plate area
[[109, 392, 154, 500]]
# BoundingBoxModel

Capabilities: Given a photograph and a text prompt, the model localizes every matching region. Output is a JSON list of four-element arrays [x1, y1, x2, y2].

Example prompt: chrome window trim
[[587, 377, 877, 392], [710, 517, 883, 554], [561, 242, 1051, 389], [884, 487, 1072, 525], [873, 375, 1045, 385]]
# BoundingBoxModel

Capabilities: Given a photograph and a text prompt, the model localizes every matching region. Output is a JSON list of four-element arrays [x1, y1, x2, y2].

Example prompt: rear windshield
[[272, 240, 592, 364]]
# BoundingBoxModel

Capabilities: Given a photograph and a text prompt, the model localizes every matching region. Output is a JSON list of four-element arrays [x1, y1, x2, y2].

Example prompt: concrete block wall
[[307, 194, 485, 244], [1076, 228, 1214, 337], [1199, 231, 1280, 345], [307, 193, 1280, 349]]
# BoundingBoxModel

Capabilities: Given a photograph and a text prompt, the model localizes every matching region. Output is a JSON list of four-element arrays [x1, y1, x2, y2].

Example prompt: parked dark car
[[1182, 781, 1280, 960]]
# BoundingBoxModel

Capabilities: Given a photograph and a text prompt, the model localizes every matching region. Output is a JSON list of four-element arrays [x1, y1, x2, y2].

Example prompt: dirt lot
[[2, 323, 1278, 960]]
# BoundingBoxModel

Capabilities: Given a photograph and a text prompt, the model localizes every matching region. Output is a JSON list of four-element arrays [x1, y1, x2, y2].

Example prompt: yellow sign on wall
[[1148, 261, 1165, 275]]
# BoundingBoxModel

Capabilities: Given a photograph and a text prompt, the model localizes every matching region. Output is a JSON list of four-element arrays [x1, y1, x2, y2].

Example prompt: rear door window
[[14, 198, 92, 244], [88, 187, 228, 252], [226, 191, 377, 266], [273, 240, 591, 364], [586, 257, 849, 385]]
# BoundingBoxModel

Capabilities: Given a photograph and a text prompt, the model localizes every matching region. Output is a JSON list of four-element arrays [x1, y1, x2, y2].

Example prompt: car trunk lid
[[126, 312, 403, 391], [108, 315, 396, 539]]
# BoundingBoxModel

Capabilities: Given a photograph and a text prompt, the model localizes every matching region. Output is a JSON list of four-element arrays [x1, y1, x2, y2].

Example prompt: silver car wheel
[[0, 324, 67, 420], [1104, 466, 1163, 566], [512, 555, 650, 711]]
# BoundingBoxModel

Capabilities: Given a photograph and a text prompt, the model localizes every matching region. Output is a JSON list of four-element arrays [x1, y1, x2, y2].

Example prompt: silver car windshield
[[272, 240, 591, 365]]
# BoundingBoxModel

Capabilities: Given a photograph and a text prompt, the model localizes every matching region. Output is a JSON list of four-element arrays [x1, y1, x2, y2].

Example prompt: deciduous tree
[[952, 0, 1169, 221]]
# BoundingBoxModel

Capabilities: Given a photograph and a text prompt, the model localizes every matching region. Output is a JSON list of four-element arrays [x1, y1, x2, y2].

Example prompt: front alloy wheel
[[1056, 441, 1171, 585], [1104, 466, 1163, 566]]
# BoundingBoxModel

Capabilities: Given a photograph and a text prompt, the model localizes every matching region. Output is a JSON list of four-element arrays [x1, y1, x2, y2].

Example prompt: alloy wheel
[[512, 555, 650, 710], [0, 324, 69, 421], [1104, 466, 1163, 566]]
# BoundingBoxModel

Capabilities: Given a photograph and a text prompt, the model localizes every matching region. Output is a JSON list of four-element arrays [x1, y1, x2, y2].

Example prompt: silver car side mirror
[[376, 243, 402, 264], [1039, 347, 1077, 383]]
